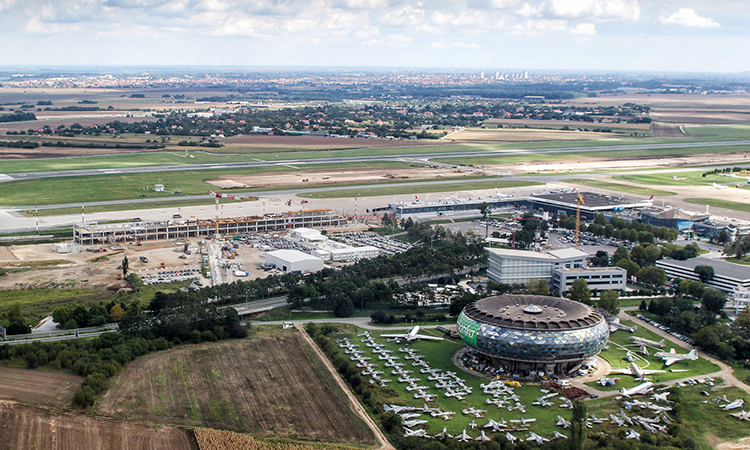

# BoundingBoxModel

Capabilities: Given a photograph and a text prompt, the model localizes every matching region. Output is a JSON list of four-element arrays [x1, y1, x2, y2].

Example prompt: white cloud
[[431, 41, 480, 48], [380, 3, 425, 27], [659, 8, 720, 29], [548, 0, 640, 22], [333, 0, 388, 9], [509, 18, 568, 36], [570, 22, 597, 35], [367, 33, 412, 46], [24, 16, 80, 33], [516, 2, 543, 17]]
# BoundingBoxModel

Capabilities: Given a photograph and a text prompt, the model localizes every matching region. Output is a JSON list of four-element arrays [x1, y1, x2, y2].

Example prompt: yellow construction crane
[[575, 192, 585, 250]]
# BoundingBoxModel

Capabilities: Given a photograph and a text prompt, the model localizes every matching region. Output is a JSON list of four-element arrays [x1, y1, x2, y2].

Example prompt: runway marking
[[0, 174, 14, 181]]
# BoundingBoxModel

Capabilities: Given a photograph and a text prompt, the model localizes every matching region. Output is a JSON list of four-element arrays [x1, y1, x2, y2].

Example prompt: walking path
[[295, 324, 395, 450]]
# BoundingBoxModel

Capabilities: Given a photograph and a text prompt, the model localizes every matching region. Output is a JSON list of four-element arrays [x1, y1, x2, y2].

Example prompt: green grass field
[[0, 161, 422, 206], [590, 320, 719, 391], [614, 171, 740, 186], [20, 198, 222, 217], [684, 125, 750, 139], [683, 198, 750, 214], [680, 384, 750, 450], [297, 180, 543, 199], [726, 256, 750, 266], [0, 288, 114, 328], [567, 179, 677, 196]]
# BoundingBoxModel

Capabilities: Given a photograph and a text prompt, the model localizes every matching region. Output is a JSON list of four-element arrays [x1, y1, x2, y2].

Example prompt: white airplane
[[722, 399, 745, 411], [626, 350, 636, 361], [510, 417, 536, 427], [559, 398, 574, 409], [610, 415, 626, 427], [432, 411, 455, 420], [469, 420, 477, 429], [476, 430, 492, 442], [403, 428, 430, 438], [462, 407, 487, 418], [598, 377, 620, 386], [527, 432, 549, 444], [403, 419, 428, 428], [556, 415, 571, 428], [505, 432, 518, 444], [400, 413, 421, 420], [455, 429, 473, 442], [713, 182, 729, 190], [434, 427, 453, 439], [384, 404, 415, 414], [616, 362, 665, 381], [652, 392, 671, 403], [620, 381, 654, 398], [590, 414, 607, 424], [609, 318, 637, 333], [655, 348, 699, 366], [625, 430, 641, 440], [484, 418, 508, 431], [553, 431, 569, 440], [629, 337, 665, 349], [731, 411, 750, 421], [381, 326, 444, 343]]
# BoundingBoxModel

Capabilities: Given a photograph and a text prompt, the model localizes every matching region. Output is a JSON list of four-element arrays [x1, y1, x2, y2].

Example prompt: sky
[[0, 0, 748, 73]]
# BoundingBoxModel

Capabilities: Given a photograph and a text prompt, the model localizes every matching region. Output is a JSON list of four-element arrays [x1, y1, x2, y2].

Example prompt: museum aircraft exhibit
[[457, 295, 609, 376]]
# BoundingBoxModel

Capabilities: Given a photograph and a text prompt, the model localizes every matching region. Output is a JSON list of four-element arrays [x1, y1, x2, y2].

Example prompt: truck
[[139, 256, 148, 263], [234, 271, 249, 277], [160, 262, 165, 268]]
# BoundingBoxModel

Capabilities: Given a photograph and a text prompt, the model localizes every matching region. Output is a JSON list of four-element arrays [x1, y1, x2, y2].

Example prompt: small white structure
[[263, 249, 323, 274], [291, 227, 327, 242], [53, 242, 83, 254], [732, 287, 750, 316], [154, 184, 165, 192]]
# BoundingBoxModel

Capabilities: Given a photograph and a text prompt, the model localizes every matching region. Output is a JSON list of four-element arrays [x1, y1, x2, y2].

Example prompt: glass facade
[[457, 310, 609, 363]]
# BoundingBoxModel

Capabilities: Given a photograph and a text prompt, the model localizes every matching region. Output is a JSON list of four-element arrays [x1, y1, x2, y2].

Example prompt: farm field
[[445, 127, 619, 142], [98, 330, 375, 445], [193, 428, 364, 450], [297, 180, 543, 199], [0, 401, 198, 450], [566, 179, 677, 197], [0, 367, 83, 408], [589, 320, 720, 390], [685, 125, 750, 139], [482, 118, 651, 133]]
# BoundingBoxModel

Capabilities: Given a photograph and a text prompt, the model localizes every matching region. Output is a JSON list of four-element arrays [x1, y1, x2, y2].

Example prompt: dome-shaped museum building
[[457, 295, 609, 375]]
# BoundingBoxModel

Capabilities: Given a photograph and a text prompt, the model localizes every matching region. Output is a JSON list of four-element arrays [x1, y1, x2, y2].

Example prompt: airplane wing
[[380, 333, 407, 339], [662, 357, 679, 366], [414, 334, 444, 341]]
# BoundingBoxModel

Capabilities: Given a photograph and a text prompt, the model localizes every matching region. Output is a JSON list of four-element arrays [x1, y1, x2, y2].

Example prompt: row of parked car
[[636, 314, 695, 346]]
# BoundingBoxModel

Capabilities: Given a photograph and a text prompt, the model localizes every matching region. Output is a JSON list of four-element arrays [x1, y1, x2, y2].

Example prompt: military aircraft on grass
[[654, 348, 698, 366], [381, 325, 444, 343]]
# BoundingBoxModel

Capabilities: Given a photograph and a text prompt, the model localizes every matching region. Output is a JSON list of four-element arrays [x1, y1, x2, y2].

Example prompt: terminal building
[[656, 257, 750, 294], [457, 295, 609, 375], [73, 210, 345, 246]]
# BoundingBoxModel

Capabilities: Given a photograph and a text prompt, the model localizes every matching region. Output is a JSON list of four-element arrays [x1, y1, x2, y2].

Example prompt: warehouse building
[[263, 249, 324, 274]]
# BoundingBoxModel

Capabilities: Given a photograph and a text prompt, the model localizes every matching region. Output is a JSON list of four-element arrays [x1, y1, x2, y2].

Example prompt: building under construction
[[73, 209, 346, 246]]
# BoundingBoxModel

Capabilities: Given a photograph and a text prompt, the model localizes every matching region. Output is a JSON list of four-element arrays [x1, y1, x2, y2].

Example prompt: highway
[[2, 139, 749, 183]]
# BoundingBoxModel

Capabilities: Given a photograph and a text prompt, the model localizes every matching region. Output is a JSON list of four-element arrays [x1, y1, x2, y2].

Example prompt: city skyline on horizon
[[0, 1, 747, 74]]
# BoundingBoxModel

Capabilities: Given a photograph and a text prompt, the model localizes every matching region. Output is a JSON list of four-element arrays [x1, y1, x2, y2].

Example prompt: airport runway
[[2, 139, 749, 182]]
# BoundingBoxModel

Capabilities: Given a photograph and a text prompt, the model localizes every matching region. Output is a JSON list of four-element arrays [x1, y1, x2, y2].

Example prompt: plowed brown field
[[0, 401, 197, 450], [98, 332, 375, 445], [0, 367, 83, 408]]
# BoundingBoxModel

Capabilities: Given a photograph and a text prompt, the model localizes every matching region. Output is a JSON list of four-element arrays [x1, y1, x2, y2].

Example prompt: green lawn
[[680, 383, 750, 450], [567, 179, 677, 196], [20, 198, 222, 217], [297, 180, 543, 199], [683, 198, 750, 214], [725, 256, 750, 266], [614, 171, 740, 187], [589, 321, 720, 391], [0, 288, 114, 328], [684, 125, 750, 139]]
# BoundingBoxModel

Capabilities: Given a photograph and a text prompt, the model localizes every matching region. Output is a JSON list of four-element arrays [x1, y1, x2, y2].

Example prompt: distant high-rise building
[[480, 71, 485, 79]]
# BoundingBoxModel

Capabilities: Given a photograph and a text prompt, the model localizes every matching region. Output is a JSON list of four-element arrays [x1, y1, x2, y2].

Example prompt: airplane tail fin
[[659, 339, 665, 345]]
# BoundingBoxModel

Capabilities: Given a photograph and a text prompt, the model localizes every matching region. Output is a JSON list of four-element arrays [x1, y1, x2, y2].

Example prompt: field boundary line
[[296, 324, 394, 450]]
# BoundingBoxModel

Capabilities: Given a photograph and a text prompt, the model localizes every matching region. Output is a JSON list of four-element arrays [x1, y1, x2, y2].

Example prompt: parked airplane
[[616, 362, 665, 381], [610, 415, 626, 427], [655, 348, 699, 366], [527, 432, 549, 444], [629, 337, 665, 349], [598, 377, 620, 386], [556, 416, 571, 428], [404, 428, 429, 438], [722, 399, 745, 411], [510, 417, 537, 427], [713, 182, 729, 190], [484, 418, 508, 432], [609, 318, 637, 333], [651, 392, 671, 403], [403, 419, 428, 428], [625, 430, 641, 440], [455, 429, 473, 442], [731, 411, 750, 421], [620, 381, 654, 398], [476, 431, 492, 442], [462, 407, 487, 418], [553, 431, 569, 440], [434, 428, 452, 439], [589, 414, 607, 424], [505, 432, 518, 444], [381, 326, 444, 343]]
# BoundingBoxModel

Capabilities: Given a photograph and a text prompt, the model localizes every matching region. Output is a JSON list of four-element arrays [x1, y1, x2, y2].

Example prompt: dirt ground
[[0, 401, 197, 450], [98, 333, 375, 445], [0, 240, 209, 291], [205, 166, 469, 189], [222, 133, 440, 148], [0, 367, 83, 408]]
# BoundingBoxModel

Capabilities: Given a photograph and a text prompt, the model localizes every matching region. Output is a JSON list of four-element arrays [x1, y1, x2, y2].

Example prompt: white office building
[[263, 250, 324, 274], [553, 267, 627, 295], [486, 247, 588, 286], [657, 257, 750, 294]]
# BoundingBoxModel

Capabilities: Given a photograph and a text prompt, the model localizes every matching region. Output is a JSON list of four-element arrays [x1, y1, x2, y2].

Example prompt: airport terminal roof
[[658, 257, 750, 281], [463, 295, 605, 331], [531, 191, 643, 208]]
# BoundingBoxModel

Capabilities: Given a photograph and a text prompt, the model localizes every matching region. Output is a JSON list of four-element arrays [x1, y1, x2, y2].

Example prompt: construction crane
[[575, 192, 585, 250]]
